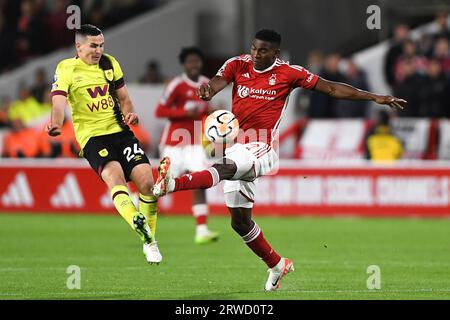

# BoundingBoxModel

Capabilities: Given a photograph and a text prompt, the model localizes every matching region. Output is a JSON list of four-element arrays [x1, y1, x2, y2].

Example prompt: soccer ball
[[204, 110, 239, 143]]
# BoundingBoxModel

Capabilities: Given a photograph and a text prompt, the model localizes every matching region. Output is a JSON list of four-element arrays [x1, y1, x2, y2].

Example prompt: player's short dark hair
[[254, 29, 281, 47], [178, 47, 204, 64], [76, 24, 103, 37]]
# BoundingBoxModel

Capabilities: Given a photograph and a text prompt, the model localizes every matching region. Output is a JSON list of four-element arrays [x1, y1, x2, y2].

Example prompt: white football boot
[[195, 227, 220, 245], [132, 212, 162, 265], [143, 241, 162, 265], [264, 257, 295, 291]]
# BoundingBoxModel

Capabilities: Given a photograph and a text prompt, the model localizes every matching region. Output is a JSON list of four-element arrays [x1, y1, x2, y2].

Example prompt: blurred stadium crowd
[[0, 2, 449, 160], [298, 11, 450, 119], [0, 0, 161, 74]]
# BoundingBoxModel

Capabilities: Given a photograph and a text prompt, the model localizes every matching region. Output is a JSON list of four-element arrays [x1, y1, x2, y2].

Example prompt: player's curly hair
[[254, 29, 282, 47], [178, 47, 204, 64]]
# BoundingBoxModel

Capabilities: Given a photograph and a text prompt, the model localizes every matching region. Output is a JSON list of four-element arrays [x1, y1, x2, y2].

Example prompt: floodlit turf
[[0, 213, 450, 300]]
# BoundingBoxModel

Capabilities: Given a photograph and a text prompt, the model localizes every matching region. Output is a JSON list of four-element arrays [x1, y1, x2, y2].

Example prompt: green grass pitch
[[1, 213, 450, 300]]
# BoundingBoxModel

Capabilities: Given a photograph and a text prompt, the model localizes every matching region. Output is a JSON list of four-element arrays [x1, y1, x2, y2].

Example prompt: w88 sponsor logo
[[86, 85, 115, 112], [86, 96, 115, 112]]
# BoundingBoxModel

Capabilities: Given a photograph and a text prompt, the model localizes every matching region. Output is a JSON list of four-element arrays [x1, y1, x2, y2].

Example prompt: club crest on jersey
[[269, 74, 277, 86], [98, 148, 109, 157], [104, 69, 114, 82]]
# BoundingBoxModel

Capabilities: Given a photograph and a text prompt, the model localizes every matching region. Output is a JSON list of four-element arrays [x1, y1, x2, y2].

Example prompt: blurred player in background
[[155, 47, 219, 244], [47, 24, 162, 264], [153, 29, 407, 290]]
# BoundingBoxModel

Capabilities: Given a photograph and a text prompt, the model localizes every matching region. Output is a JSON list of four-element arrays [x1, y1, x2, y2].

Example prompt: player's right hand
[[374, 95, 407, 111], [46, 123, 62, 136], [197, 83, 213, 101]]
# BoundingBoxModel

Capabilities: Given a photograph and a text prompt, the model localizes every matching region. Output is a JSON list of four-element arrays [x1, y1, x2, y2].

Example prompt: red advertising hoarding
[[1, 159, 449, 217]]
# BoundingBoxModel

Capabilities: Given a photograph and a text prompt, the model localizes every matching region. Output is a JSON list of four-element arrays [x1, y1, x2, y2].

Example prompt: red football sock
[[174, 168, 220, 192], [193, 204, 208, 225], [196, 215, 207, 225], [242, 223, 281, 268]]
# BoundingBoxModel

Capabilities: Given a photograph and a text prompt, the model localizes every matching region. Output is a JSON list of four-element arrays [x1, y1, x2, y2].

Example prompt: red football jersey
[[155, 74, 210, 146], [217, 54, 319, 144]]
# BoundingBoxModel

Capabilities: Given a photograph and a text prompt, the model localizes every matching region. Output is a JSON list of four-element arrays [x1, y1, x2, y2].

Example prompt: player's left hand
[[125, 112, 139, 125], [374, 95, 407, 111]]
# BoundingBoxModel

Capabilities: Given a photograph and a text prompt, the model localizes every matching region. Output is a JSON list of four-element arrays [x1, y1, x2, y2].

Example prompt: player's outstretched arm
[[117, 85, 138, 125], [313, 77, 407, 111], [197, 76, 228, 101], [47, 95, 67, 136]]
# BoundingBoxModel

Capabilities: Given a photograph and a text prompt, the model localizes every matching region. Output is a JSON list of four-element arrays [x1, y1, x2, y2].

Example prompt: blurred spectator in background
[[0, 96, 12, 128], [393, 58, 423, 117], [2, 120, 46, 158], [307, 53, 345, 118], [433, 37, 450, 75], [334, 60, 370, 118], [0, 12, 18, 73], [306, 50, 323, 74], [0, 0, 160, 75], [8, 84, 50, 125], [16, 0, 47, 62], [46, 120, 79, 158], [47, 0, 73, 50], [293, 50, 324, 118], [432, 11, 450, 42], [365, 110, 403, 162], [417, 33, 434, 58], [419, 59, 450, 118], [30, 68, 49, 103], [85, 0, 106, 29], [394, 39, 428, 82], [140, 60, 165, 84], [384, 23, 410, 88]]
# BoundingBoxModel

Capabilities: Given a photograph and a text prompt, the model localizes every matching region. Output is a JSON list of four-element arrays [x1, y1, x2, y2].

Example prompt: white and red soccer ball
[[204, 110, 239, 143]]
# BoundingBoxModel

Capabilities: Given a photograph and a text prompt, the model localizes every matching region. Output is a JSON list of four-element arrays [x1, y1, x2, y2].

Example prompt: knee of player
[[230, 219, 243, 233], [135, 177, 154, 195], [230, 215, 252, 234], [101, 169, 126, 187]]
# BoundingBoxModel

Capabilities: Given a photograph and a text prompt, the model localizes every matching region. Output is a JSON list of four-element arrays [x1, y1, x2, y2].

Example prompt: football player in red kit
[[153, 30, 406, 291], [155, 47, 219, 244]]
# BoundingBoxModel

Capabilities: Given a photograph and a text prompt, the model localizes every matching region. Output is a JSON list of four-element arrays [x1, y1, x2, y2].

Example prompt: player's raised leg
[[153, 156, 236, 196], [130, 163, 162, 264]]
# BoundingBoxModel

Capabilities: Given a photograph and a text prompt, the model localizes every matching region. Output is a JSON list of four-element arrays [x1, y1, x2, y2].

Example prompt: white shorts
[[160, 145, 209, 177], [223, 142, 278, 208]]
